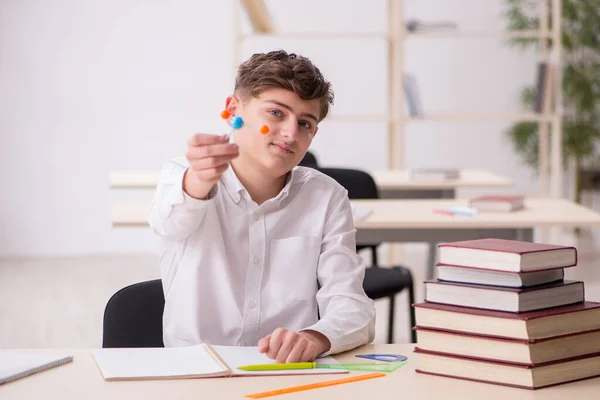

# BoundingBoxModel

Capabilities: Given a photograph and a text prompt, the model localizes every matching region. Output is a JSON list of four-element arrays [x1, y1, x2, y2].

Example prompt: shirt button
[[253, 256, 260, 265], [253, 213, 260, 221], [248, 301, 257, 309]]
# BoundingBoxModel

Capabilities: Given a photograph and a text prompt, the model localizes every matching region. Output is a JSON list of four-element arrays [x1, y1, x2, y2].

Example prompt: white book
[[92, 344, 346, 381], [0, 353, 73, 385], [436, 263, 565, 288]]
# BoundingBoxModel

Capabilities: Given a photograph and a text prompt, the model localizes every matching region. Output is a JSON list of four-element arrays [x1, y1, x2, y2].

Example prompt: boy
[[148, 50, 375, 363]]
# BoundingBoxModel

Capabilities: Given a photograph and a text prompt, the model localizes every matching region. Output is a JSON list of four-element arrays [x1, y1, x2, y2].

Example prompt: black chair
[[317, 167, 417, 344], [102, 279, 165, 348], [299, 151, 319, 168]]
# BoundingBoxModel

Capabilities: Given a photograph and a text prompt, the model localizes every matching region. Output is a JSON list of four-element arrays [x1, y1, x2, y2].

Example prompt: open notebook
[[92, 344, 347, 381], [0, 353, 73, 385]]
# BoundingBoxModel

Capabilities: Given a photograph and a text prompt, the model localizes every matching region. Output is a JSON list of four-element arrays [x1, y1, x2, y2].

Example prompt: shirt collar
[[222, 165, 296, 206]]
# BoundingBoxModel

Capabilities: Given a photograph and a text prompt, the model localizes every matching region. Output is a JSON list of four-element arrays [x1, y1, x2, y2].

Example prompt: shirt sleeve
[[147, 157, 218, 241], [300, 188, 376, 356]]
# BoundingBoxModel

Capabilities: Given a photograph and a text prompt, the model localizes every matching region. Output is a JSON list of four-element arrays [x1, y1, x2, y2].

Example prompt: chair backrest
[[316, 167, 379, 200], [299, 151, 319, 168], [316, 167, 381, 262], [102, 279, 165, 348]]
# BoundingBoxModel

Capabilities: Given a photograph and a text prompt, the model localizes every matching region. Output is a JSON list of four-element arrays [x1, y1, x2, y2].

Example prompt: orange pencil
[[244, 372, 386, 399]]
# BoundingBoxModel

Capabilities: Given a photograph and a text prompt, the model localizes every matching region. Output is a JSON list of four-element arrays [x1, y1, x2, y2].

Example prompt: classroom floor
[[1, 229, 599, 349]]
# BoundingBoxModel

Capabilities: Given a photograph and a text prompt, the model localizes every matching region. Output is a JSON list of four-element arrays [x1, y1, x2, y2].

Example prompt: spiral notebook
[[0, 353, 73, 385], [92, 344, 346, 381]]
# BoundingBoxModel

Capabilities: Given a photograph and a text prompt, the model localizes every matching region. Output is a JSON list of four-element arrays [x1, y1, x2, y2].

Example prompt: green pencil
[[237, 361, 406, 373]]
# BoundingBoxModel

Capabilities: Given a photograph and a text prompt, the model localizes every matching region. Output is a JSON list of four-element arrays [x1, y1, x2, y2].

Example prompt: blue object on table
[[355, 353, 408, 362]]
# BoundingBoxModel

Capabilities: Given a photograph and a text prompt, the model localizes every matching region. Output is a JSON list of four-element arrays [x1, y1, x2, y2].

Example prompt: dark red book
[[437, 238, 577, 272], [414, 347, 600, 390], [435, 262, 565, 287], [424, 279, 584, 312], [414, 326, 600, 365], [414, 301, 600, 340]]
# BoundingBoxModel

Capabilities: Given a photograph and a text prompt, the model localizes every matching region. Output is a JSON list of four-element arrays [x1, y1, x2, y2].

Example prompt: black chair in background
[[102, 279, 165, 348], [299, 151, 319, 168], [317, 167, 417, 343]]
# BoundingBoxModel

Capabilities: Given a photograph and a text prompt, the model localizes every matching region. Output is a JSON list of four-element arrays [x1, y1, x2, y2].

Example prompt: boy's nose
[[279, 120, 299, 141]]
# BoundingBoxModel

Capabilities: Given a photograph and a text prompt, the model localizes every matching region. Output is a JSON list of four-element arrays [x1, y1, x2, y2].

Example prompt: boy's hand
[[183, 133, 239, 199], [258, 328, 331, 363]]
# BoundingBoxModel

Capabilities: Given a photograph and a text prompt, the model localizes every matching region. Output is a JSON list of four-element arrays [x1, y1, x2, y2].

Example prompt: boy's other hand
[[183, 133, 239, 199], [257, 328, 331, 363]]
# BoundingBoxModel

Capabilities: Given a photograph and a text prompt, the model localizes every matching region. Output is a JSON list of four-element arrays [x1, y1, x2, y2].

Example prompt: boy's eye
[[299, 121, 312, 130], [269, 109, 282, 117]]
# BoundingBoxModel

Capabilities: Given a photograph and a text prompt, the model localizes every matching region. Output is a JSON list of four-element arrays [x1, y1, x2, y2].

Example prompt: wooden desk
[[110, 197, 600, 277], [3, 344, 599, 399], [109, 168, 513, 199]]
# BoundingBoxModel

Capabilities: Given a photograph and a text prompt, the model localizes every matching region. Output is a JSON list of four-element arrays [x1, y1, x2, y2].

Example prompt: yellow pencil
[[244, 372, 386, 399]]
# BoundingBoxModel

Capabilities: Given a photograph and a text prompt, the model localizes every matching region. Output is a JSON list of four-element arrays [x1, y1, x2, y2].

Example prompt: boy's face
[[225, 88, 320, 177]]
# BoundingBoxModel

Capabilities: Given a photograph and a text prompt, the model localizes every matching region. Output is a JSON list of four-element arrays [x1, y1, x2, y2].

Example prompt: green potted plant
[[503, 0, 600, 205]]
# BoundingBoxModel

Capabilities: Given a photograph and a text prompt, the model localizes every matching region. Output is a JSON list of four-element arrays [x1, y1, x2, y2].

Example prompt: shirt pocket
[[267, 235, 321, 300]]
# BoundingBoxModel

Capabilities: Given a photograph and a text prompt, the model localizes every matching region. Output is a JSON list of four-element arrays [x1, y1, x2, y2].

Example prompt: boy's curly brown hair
[[234, 50, 334, 122]]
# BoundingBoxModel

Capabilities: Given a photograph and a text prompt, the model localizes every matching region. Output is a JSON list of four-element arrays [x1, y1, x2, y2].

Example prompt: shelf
[[321, 113, 554, 124], [406, 30, 552, 39], [241, 32, 388, 40], [406, 113, 553, 123], [240, 30, 551, 41]]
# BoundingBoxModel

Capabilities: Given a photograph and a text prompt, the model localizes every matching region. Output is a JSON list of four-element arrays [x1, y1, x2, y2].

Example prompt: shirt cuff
[[182, 184, 218, 210], [299, 323, 344, 357], [162, 167, 218, 215]]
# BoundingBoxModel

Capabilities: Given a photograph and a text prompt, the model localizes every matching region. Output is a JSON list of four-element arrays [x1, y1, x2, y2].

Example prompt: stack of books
[[413, 238, 600, 390]]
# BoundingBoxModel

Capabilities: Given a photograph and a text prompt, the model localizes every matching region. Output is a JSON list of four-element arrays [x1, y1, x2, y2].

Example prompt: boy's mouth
[[272, 143, 293, 154]]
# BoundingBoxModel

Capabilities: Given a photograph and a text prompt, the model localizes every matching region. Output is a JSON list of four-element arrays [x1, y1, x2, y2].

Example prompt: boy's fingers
[[188, 133, 228, 147], [266, 329, 285, 360], [300, 340, 318, 362], [285, 341, 306, 363], [275, 331, 298, 363], [186, 143, 238, 161], [189, 154, 237, 170], [258, 335, 271, 353]]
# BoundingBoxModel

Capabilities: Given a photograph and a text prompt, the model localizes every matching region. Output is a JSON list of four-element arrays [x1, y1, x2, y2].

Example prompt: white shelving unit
[[233, 0, 563, 199], [389, 0, 563, 200]]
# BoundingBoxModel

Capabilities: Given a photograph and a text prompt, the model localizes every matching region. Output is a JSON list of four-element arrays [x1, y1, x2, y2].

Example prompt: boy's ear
[[225, 95, 239, 115]]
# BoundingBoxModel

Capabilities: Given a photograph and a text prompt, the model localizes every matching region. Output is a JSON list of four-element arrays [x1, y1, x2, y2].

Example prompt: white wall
[[0, 0, 542, 257]]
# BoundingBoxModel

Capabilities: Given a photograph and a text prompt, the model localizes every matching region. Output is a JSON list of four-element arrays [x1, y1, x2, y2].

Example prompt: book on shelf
[[92, 344, 346, 381], [403, 73, 423, 117], [414, 347, 600, 390], [469, 195, 525, 212], [437, 238, 578, 272], [423, 279, 585, 313], [435, 263, 564, 288], [415, 326, 600, 365], [534, 61, 555, 114]]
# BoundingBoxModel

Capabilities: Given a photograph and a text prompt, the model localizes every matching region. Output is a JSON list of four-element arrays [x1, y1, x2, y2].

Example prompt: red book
[[414, 347, 600, 390], [414, 326, 600, 365], [413, 301, 600, 340], [424, 280, 584, 312], [435, 262, 565, 287], [437, 238, 577, 272]]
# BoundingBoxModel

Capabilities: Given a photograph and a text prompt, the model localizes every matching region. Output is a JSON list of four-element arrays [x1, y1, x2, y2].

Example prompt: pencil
[[244, 372, 386, 399]]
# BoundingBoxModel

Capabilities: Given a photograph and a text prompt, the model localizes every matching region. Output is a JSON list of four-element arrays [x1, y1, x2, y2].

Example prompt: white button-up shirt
[[148, 157, 376, 355]]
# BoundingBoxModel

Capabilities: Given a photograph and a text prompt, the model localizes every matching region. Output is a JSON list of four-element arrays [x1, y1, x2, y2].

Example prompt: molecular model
[[220, 110, 270, 135]]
